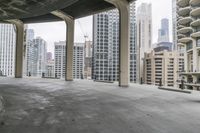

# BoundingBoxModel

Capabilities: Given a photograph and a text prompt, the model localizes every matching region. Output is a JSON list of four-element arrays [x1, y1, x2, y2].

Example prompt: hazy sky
[[28, 0, 172, 53]]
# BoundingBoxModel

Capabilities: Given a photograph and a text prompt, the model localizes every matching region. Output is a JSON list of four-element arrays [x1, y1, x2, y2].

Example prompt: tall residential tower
[[136, 3, 152, 83], [0, 24, 16, 76], [158, 18, 170, 43], [31, 37, 47, 77], [25, 28, 35, 76]]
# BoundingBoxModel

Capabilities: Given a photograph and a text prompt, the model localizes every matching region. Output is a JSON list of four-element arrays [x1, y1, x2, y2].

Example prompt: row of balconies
[[178, 0, 200, 8], [177, 26, 200, 43], [177, 0, 200, 43], [178, 6, 200, 17]]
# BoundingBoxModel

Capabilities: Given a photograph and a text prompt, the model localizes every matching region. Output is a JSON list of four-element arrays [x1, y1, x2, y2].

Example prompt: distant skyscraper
[[31, 37, 47, 77], [54, 41, 65, 78], [54, 41, 84, 79], [73, 43, 84, 79], [47, 52, 53, 61], [136, 3, 152, 82], [25, 28, 35, 76], [155, 42, 173, 52], [26, 29, 34, 41], [92, 2, 137, 82], [158, 18, 169, 43], [0, 24, 16, 76]]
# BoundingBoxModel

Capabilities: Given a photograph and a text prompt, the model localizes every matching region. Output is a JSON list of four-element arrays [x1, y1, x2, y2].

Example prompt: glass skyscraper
[[92, 2, 137, 82]]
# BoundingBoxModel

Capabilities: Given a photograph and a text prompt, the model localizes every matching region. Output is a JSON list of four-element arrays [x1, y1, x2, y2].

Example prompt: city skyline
[[0, 0, 177, 85]]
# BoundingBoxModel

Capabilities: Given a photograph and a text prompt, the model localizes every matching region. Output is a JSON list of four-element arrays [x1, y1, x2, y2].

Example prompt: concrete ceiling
[[0, 0, 133, 23]]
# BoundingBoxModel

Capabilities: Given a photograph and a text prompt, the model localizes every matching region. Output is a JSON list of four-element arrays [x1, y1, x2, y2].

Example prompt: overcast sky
[[28, 0, 172, 53]]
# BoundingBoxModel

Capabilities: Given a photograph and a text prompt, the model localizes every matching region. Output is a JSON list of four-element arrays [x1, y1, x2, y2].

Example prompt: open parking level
[[0, 78, 200, 133]]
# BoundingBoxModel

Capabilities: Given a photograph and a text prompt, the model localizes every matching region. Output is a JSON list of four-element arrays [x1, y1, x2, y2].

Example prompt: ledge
[[158, 87, 192, 94], [94, 80, 114, 83]]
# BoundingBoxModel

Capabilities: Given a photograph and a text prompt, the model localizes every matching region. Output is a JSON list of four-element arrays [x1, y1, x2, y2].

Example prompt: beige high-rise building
[[136, 3, 152, 83], [177, 0, 200, 89], [144, 50, 184, 87]]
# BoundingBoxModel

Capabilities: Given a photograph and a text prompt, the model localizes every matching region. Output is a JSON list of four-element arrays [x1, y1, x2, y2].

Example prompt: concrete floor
[[0, 78, 200, 133]]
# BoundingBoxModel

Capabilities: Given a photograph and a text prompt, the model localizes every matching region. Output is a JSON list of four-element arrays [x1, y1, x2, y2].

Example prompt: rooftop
[[0, 78, 200, 133]]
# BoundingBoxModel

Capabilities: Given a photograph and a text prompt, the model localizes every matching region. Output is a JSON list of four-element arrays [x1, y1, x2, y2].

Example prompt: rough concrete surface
[[0, 95, 4, 113], [0, 77, 200, 133]]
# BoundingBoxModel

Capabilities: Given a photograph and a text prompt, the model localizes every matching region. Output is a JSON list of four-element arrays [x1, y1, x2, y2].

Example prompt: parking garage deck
[[0, 78, 200, 133]]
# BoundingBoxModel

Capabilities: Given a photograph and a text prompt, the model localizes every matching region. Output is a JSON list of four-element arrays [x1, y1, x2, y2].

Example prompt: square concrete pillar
[[7, 20, 24, 78], [105, 0, 130, 87], [51, 11, 74, 81], [192, 39, 197, 72], [65, 18, 74, 81]]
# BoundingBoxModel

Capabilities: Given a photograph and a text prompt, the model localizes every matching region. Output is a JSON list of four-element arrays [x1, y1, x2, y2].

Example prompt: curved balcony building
[[178, 27, 193, 34], [177, 0, 200, 89], [178, 16, 193, 25], [190, 0, 200, 6], [191, 31, 200, 38], [190, 7, 200, 16], [178, 6, 191, 16], [178, 37, 193, 43], [178, 0, 190, 7], [191, 19, 200, 27]]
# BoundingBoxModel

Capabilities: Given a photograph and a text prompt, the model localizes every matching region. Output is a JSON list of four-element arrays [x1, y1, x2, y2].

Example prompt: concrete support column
[[7, 20, 24, 78], [105, 0, 130, 87], [192, 75, 198, 90], [184, 46, 188, 72], [193, 39, 197, 72], [51, 11, 74, 81]]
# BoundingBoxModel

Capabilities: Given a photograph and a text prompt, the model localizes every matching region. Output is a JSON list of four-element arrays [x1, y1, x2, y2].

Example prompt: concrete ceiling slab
[[0, 0, 134, 23]]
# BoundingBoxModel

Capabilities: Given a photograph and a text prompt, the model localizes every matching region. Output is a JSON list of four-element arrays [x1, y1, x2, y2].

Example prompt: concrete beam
[[105, 0, 130, 87], [7, 20, 24, 78], [51, 11, 74, 81]]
